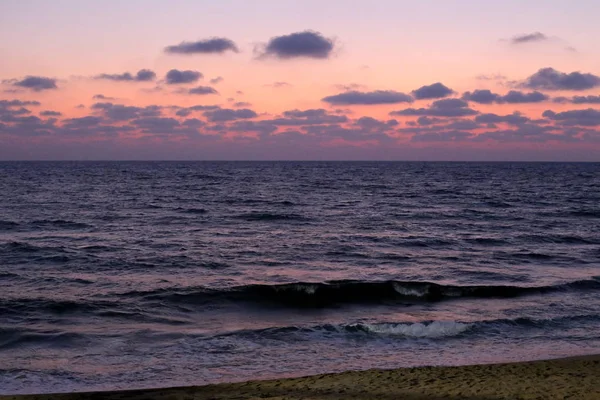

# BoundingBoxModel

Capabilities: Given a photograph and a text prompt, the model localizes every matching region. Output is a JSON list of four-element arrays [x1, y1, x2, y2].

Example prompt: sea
[[0, 161, 599, 394]]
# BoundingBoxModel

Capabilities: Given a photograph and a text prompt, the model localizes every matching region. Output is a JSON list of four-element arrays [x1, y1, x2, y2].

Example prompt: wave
[[569, 209, 600, 218], [0, 220, 19, 231], [0, 327, 89, 350], [0, 298, 109, 317], [219, 314, 600, 341], [31, 219, 91, 230], [131, 278, 600, 308], [1, 241, 45, 253], [234, 212, 308, 222], [177, 207, 208, 214]]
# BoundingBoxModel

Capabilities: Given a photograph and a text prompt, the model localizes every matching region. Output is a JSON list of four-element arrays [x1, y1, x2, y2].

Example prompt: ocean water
[[0, 161, 599, 394]]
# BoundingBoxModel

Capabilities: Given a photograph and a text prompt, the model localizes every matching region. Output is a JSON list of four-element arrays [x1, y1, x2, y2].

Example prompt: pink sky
[[1, 0, 600, 160]]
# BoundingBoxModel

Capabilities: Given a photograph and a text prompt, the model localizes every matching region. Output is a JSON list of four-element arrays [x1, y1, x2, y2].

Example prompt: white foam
[[354, 321, 470, 338], [392, 282, 429, 297], [276, 284, 318, 295]]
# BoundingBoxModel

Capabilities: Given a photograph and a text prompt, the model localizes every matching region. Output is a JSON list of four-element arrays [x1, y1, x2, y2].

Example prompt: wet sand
[[2, 355, 599, 400]]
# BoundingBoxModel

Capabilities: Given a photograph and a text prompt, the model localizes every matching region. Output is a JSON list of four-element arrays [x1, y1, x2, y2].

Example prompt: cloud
[[258, 30, 334, 59], [411, 130, 474, 142], [444, 120, 481, 130], [132, 117, 180, 133], [165, 69, 202, 85], [476, 74, 507, 82], [40, 111, 62, 117], [93, 94, 116, 100], [520, 68, 600, 91], [354, 116, 399, 131], [390, 98, 479, 117], [416, 116, 444, 126], [412, 82, 454, 99], [322, 90, 413, 105], [233, 101, 252, 107], [11, 76, 57, 91], [0, 99, 41, 107], [266, 81, 292, 88], [553, 95, 600, 104], [462, 89, 548, 104], [188, 86, 218, 95], [95, 69, 156, 82], [510, 32, 548, 44], [501, 90, 549, 103], [203, 108, 257, 122], [210, 77, 224, 84], [62, 116, 104, 128], [543, 109, 600, 126], [462, 89, 501, 104], [265, 109, 348, 125], [91, 102, 162, 121], [334, 83, 366, 91], [164, 37, 239, 54], [475, 112, 530, 125]]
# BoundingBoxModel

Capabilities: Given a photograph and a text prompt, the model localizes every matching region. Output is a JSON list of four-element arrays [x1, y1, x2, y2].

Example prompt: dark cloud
[[302, 123, 395, 143], [411, 130, 474, 142], [510, 32, 548, 44], [233, 101, 252, 107], [554, 95, 600, 104], [390, 98, 479, 117], [0, 99, 41, 107], [259, 31, 334, 59], [136, 69, 157, 81], [91, 102, 162, 121], [62, 116, 104, 128], [474, 124, 566, 143], [11, 76, 57, 91], [0, 106, 33, 122], [175, 109, 192, 117], [40, 111, 62, 117], [322, 90, 413, 105], [416, 116, 444, 126], [182, 118, 205, 128], [543, 109, 600, 126], [188, 86, 218, 95], [462, 90, 548, 104], [354, 116, 399, 131], [412, 82, 454, 99], [521, 68, 600, 91], [189, 105, 221, 111], [475, 112, 530, 126], [131, 117, 180, 133], [165, 69, 203, 85], [164, 37, 239, 54], [95, 69, 156, 82], [462, 90, 501, 104], [283, 109, 329, 118], [501, 90, 548, 103], [444, 120, 481, 130], [210, 77, 224, 84], [203, 108, 257, 122]]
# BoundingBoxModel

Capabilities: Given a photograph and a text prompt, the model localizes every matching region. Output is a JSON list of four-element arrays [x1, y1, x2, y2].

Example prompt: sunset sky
[[1, 0, 600, 160]]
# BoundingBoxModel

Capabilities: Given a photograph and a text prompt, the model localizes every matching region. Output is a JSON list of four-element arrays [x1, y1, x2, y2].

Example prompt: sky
[[1, 0, 600, 160]]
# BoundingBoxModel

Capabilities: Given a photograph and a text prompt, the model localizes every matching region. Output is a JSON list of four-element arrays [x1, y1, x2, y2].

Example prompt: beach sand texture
[[2, 355, 598, 400]]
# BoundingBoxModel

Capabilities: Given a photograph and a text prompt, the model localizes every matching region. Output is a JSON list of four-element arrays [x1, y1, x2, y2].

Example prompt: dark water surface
[[1, 161, 599, 394]]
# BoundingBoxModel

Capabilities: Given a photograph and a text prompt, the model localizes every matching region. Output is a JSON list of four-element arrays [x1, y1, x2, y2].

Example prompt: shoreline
[[2, 354, 599, 400]]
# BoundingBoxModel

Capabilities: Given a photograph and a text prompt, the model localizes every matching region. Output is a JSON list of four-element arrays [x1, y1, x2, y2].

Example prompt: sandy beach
[[2, 355, 599, 400]]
